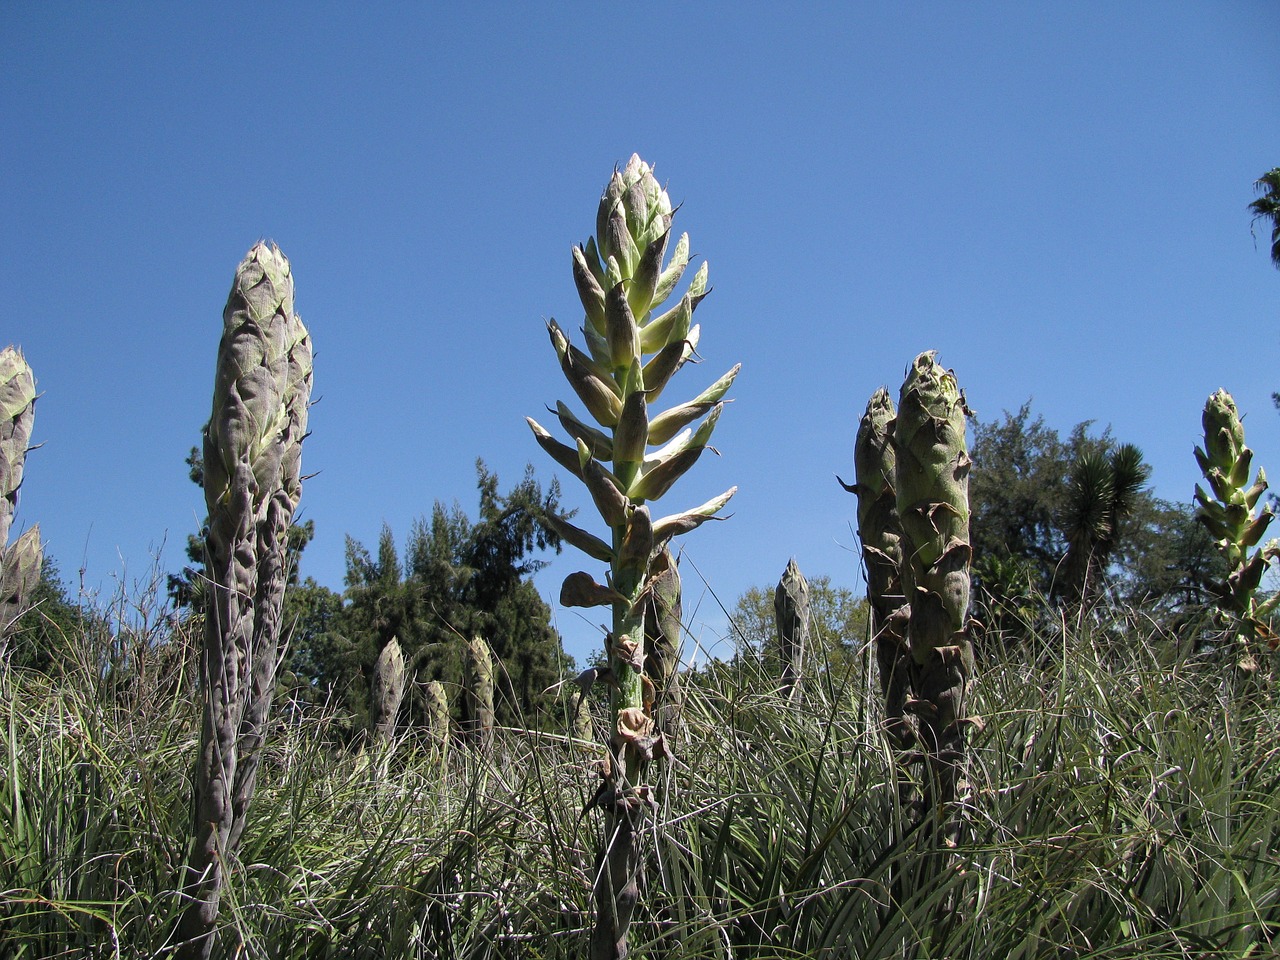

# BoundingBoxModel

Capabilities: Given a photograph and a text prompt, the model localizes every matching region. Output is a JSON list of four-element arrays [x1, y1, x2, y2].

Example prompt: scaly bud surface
[[1194, 389, 1279, 652], [894, 351, 973, 842], [0, 346, 36, 551]]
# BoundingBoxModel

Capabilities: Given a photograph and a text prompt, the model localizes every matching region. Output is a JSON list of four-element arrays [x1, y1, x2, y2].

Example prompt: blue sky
[[3, 2, 1277, 663]]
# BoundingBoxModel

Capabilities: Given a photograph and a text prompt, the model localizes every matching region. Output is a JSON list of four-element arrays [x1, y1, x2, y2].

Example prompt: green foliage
[[969, 403, 1213, 639], [1057, 442, 1152, 608], [730, 574, 869, 682], [1249, 166, 1280, 270], [277, 576, 354, 708], [6, 558, 103, 673], [8, 582, 1280, 959], [320, 461, 572, 734], [969, 404, 1091, 591]]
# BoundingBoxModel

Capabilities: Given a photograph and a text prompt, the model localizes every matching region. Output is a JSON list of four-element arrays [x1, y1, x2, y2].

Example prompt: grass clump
[[2, 580, 1279, 958]]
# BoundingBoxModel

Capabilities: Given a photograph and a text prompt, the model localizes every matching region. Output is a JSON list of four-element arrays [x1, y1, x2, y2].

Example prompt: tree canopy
[[1249, 167, 1280, 271], [730, 573, 869, 683], [967, 403, 1225, 638], [281, 461, 572, 734]]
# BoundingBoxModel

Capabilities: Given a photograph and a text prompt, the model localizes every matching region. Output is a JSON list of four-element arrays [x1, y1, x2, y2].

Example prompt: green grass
[[2, 592, 1278, 958]]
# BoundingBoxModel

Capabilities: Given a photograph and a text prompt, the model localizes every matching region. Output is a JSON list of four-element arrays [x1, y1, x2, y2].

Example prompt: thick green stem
[[895, 352, 973, 850]]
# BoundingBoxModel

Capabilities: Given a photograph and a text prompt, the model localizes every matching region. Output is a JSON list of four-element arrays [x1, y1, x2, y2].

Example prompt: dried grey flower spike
[[177, 243, 312, 959], [774, 558, 809, 703]]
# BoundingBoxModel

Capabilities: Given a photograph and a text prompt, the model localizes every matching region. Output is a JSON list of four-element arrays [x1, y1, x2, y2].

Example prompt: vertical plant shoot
[[178, 243, 312, 959], [371, 636, 406, 742], [845, 388, 915, 787], [570, 688, 597, 752], [529, 154, 738, 960], [0, 347, 35, 551], [0, 525, 40, 648], [644, 545, 683, 734], [1194, 389, 1280, 657], [0, 347, 39, 653], [774, 558, 809, 702], [894, 352, 973, 839], [423, 679, 450, 750], [463, 634, 495, 752]]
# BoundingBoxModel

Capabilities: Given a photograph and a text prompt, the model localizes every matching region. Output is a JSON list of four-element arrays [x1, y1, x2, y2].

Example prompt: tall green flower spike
[[895, 352, 973, 843], [178, 243, 312, 960], [464, 634, 496, 752], [1194, 389, 1280, 658], [531, 155, 738, 960]]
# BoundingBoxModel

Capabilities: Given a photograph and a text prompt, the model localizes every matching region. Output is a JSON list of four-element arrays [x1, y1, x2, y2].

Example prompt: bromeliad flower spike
[[529, 155, 738, 960], [1195, 389, 1280, 658]]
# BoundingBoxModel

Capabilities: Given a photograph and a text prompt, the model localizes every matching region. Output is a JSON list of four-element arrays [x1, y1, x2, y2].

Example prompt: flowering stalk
[[844, 387, 915, 806], [463, 634, 495, 752], [0, 346, 39, 655], [530, 155, 737, 960], [894, 352, 973, 845], [1194, 389, 1280, 658], [774, 558, 809, 702], [177, 243, 312, 959], [371, 636, 406, 742]]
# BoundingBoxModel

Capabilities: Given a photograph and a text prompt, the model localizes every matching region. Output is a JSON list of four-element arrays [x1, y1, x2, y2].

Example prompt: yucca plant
[[1194, 389, 1279, 659], [371, 636, 406, 742], [1056, 442, 1149, 609], [177, 242, 313, 959], [528, 154, 738, 960], [894, 352, 974, 846], [774, 558, 809, 702], [0, 346, 40, 655]]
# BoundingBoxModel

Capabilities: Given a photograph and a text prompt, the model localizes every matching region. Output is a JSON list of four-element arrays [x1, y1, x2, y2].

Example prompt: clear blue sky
[[3, 2, 1277, 663]]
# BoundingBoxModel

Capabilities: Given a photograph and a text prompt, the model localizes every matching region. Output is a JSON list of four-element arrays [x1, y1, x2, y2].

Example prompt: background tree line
[[164, 457, 573, 736], [8, 399, 1239, 722]]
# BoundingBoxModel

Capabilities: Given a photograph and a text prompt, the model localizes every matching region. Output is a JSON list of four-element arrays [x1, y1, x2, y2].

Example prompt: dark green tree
[[968, 404, 1077, 590], [969, 404, 1213, 636], [337, 461, 570, 731], [1125, 499, 1226, 612], [276, 576, 350, 710], [7, 557, 93, 672], [1055, 443, 1151, 608], [1250, 167, 1280, 271]]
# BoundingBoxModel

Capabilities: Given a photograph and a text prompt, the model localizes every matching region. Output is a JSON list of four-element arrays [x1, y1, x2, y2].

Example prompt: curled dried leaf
[[611, 633, 645, 671], [560, 572, 628, 609], [617, 706, 655, 742]]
